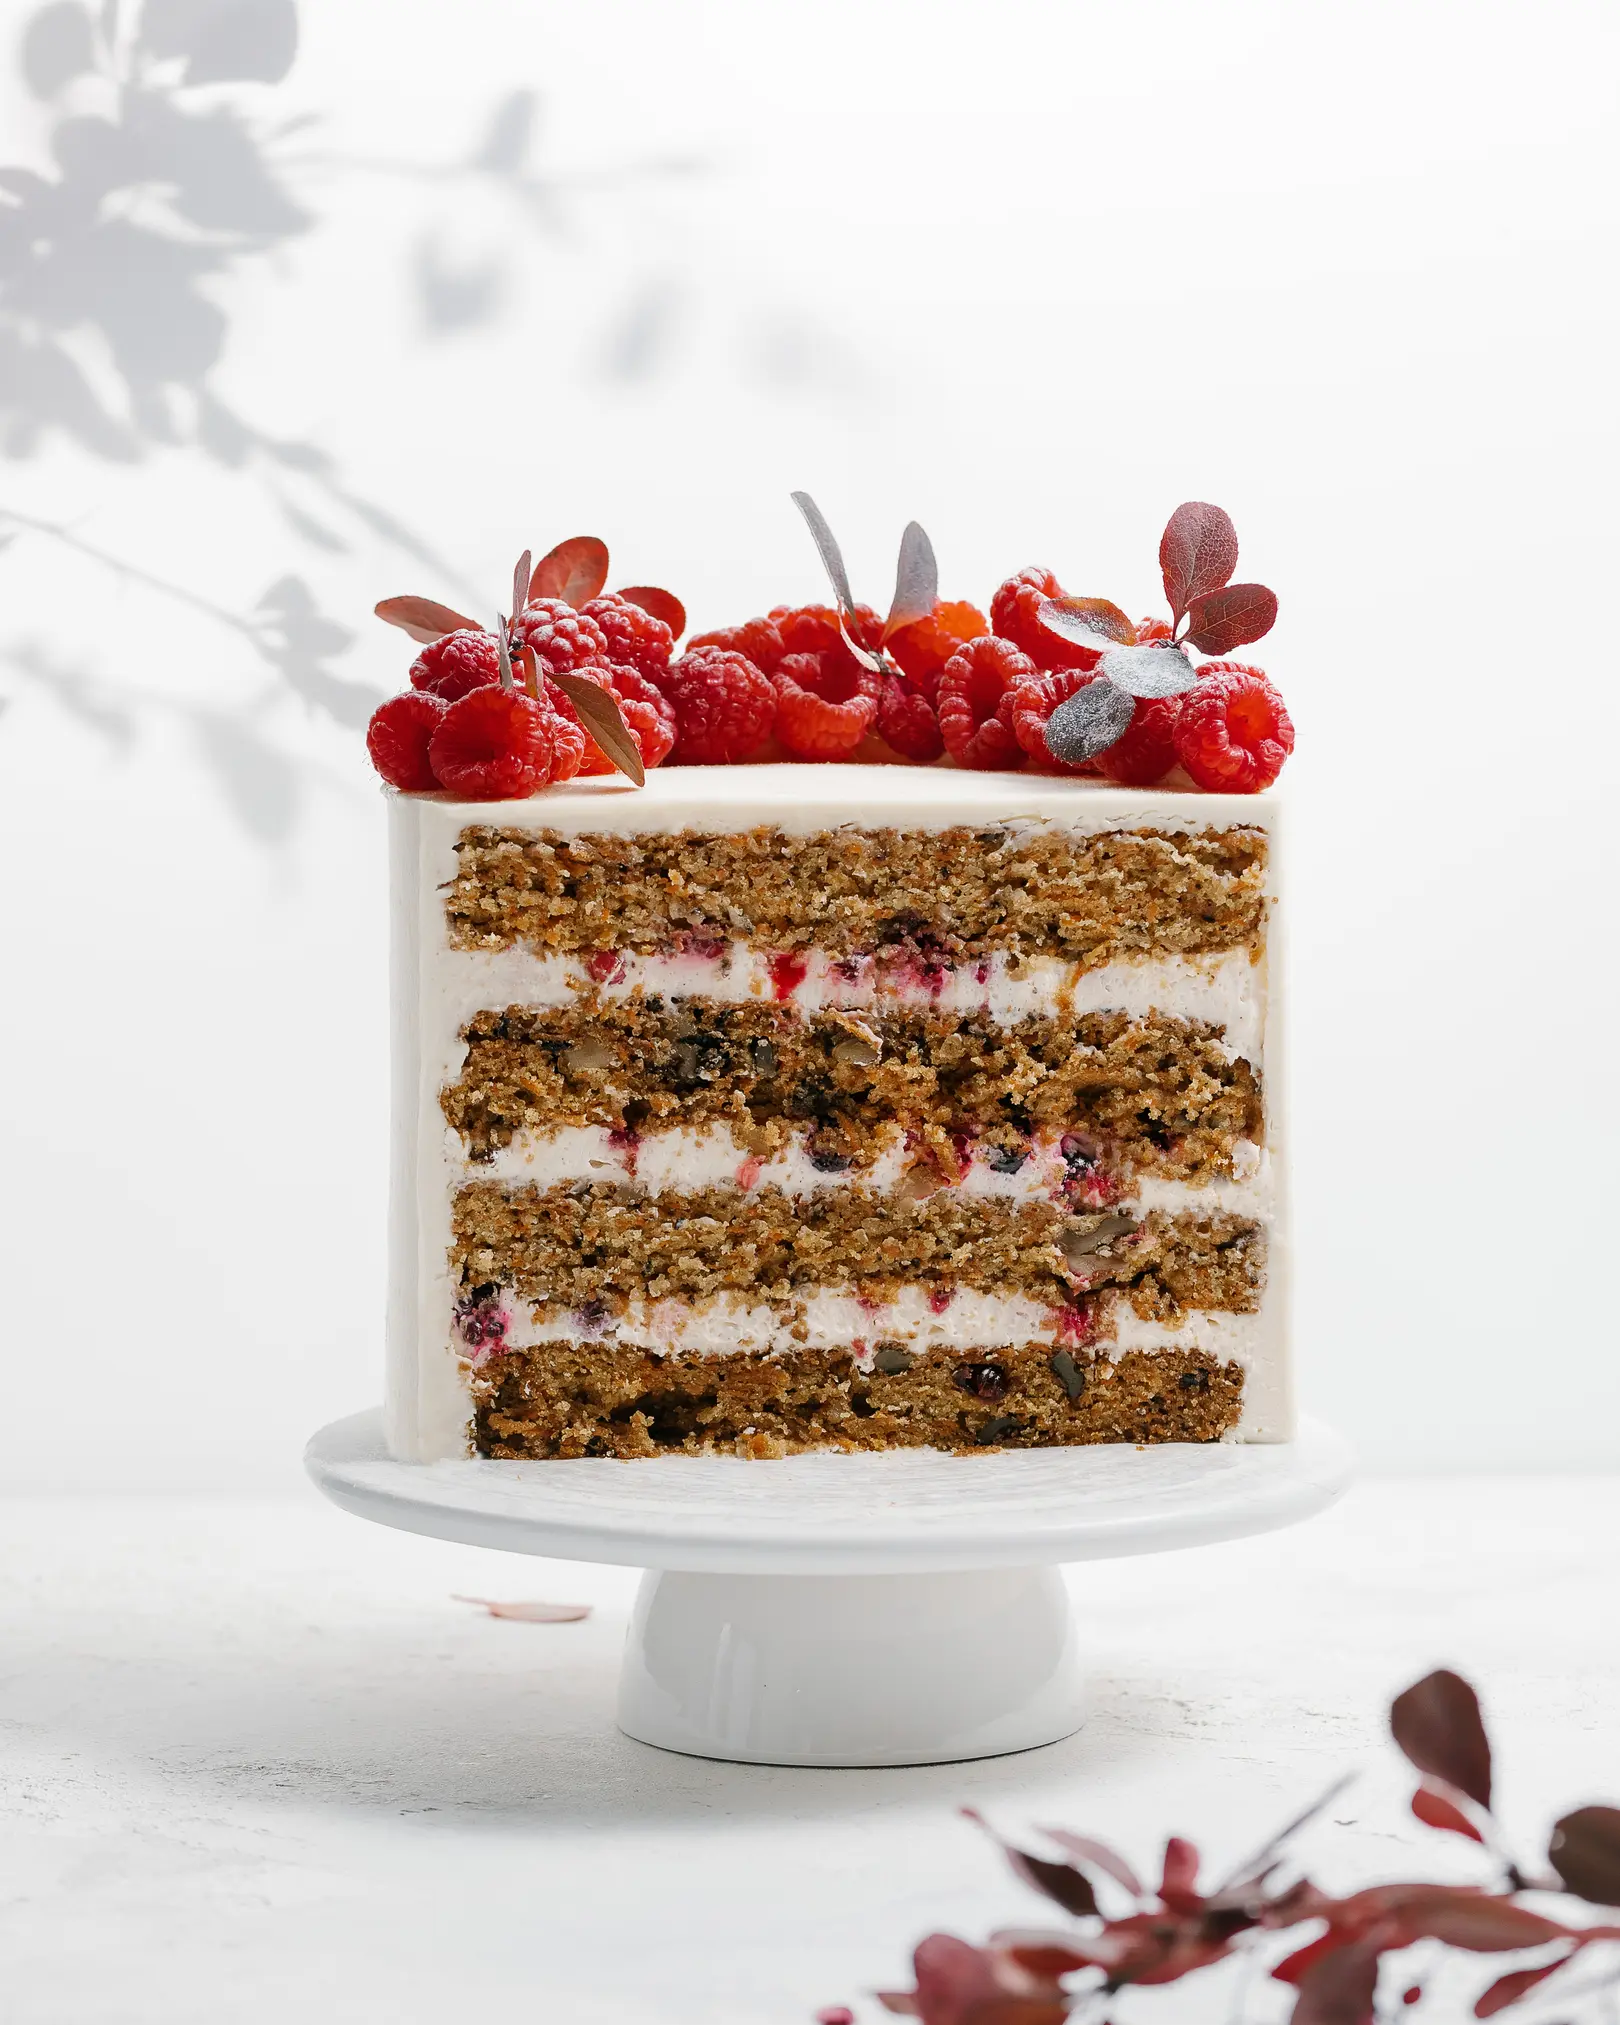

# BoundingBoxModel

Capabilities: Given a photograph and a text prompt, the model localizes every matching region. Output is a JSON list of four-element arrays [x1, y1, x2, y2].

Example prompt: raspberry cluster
[[367, 507, 1294, 797]]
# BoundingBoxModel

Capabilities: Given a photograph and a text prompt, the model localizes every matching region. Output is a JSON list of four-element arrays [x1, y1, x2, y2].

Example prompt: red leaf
[[529, 536, 609, 608], [1390, 1671, 1493, 1811], [452, 1594, 591, 1623], [1473, 1954, 1575, 2019], [546, 670, 645, 786], [1292, 1941, 1379, 2025], [1314, 1884, 1574, 1958], [617, 584, 687, 639], [992, 1930, 1104, 1977], [903, 1935, 1068, 2025], [1274, 1932, 1350, 1988], [1038, 1829, 1146, 1901], [1412, 1782, 1486, 1843], [374, 594, 484, 644], [1160, 1836, 1201, 1909], [1549, 1805, 1620, 1906], [1159, 502, 1238, 624], [963, 1808, 1099, 1918], [1181, 583, 1278, 655]]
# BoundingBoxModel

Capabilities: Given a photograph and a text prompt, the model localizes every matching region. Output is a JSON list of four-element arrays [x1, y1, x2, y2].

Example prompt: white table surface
[[2, 1479, 1616, 2023]]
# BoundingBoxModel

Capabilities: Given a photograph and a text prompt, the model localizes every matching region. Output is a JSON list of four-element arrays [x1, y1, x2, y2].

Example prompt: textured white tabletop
[[2, 1482, 1615, 2023]]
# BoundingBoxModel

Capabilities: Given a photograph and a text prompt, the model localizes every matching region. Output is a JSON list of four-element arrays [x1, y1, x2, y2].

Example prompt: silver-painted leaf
[[495, 616, 515, 691], [1036, 598, 1134, 658], [791, 490, 861, 617], [1098, 644, 1199, 699], [512, 550, 532, 623], [1044, 678, 1134, 764], [883, 521, 938, 641]]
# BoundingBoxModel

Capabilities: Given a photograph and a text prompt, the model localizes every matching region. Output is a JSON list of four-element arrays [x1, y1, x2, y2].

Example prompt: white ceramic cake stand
[[305, 1409, 1349, 1767]]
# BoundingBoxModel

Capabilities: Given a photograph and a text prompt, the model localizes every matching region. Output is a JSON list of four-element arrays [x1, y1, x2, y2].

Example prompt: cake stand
[[305, 1409, 1349, 1767]]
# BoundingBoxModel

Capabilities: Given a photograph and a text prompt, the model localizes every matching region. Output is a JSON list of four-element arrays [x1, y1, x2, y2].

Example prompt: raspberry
[[1135, 616, 1176, 645], [768, 602, 881, 678], [1003, 668, 1099, 777], [1097, 695, 1180, 786], [686, 616, 785, 673], [515, 599, 609, 674], [888, 600, 988, 699], [409, 628, 499, 703], [1173, 662, 1294, 793], [551, 662, 676, 775], [770, 652, 879, 760], [990, 567, 1099, 672], [664, 648, 776, 763], [428, 685, 560, 800], [539, 694, 587, 782], [367, 690, 447, 791], [937, 636, 1031, 771], [875, 677, 945, 762], [579, 594, 675, 683]]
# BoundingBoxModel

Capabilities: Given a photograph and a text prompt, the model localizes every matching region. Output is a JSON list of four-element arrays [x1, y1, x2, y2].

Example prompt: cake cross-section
[[386, 765, 1289, 1459]]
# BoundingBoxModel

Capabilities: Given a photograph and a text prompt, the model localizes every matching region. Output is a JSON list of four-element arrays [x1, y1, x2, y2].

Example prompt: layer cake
[[385, 767, 1288, 1460]]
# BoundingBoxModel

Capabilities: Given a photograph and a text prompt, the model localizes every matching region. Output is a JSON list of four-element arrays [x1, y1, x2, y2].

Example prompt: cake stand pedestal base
[[304, 1410, 1349, 1768], [619, 1566, 1081, 1766]]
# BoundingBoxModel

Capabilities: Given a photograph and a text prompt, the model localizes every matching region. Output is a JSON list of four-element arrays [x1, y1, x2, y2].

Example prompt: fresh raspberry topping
[[428, 685, 559, 800], [990, 566, 1099, 671], [515, 599, 609, 674], [770, 652, 879, 760], [366, 690, 447, 791], [409, 628, 499, 703], [768, 603, 842, 658], [686, 616, 785, 673], [1096, 695, 1180, 786], [875, 676, 945, 762], [937, 636, 1031, 771], [768, 602, 881, 678], [1173, 662, 1294, 793], [887, 600, 988, 699], [1003, 667, 1100, 776], [540, 698, 587, 782], [664, 648, 776, 763], [1135, 616, 1176, 644], [578, 594, 674, 682], [551, 662, 676, 775]]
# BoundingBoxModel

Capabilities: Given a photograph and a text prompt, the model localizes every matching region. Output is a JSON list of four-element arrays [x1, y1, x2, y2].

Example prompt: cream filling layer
[[483, 1286, 1266, 1365], [433, 944, 1265, 1064], [463, 1120, 1273, 1218]]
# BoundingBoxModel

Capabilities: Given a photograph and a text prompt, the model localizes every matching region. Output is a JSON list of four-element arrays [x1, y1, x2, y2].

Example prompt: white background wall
[[1, 0, 1616, 1490]]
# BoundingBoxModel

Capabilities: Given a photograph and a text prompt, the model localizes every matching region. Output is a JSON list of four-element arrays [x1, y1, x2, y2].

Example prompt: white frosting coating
[[385, 769, 1291, 1458]]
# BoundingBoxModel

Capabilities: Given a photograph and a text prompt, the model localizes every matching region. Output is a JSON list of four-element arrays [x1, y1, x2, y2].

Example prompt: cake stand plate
[[305, 1409, 1350, 1768]]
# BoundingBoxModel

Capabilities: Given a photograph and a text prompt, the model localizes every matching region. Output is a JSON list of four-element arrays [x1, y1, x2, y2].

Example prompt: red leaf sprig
[[1158, 501, 1279, 654], [372, 537, 686, 788], [1034, 501, 1280, 768], [861, 1669, 1620, 2025]]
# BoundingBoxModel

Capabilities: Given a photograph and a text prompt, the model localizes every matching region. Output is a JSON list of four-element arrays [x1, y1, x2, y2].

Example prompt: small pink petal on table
[[453, 1594, 592, 1623]]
